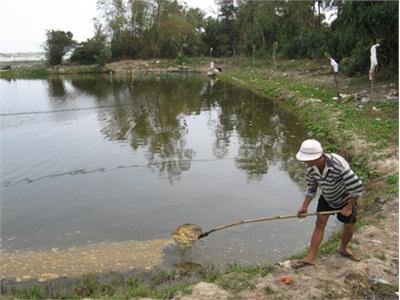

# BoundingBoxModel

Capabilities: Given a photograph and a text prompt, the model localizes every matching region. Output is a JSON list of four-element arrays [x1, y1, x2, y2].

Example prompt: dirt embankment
[[103, 58, 232, 76], [104, 59, 209, 74]]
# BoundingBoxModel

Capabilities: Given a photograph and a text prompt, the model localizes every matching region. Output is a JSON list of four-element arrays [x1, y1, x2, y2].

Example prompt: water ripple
[[1, 157, 235, 188], [0, 103, 136, 117]]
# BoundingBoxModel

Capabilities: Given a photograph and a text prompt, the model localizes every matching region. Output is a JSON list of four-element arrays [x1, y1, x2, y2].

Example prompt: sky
[[0, 0, 217, 53]]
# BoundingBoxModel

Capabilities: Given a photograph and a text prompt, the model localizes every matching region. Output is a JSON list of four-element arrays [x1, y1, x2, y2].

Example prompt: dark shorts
[[317, 195, 357, 224]]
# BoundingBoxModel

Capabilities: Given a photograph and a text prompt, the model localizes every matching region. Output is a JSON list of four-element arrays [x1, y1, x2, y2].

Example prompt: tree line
[[45, 0, 398, 76]]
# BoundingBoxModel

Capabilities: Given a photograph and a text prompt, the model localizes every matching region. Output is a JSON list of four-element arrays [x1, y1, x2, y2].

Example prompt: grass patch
[[264, 285, 275, 295], [337, 102, 398, 146], [386, 174, 399, 185], [224, 264, 275, 277], [201, 268, 221, 283], [2, 264, 276, 299], [6, 286, 50, 299], [350, 157, 380, 185], [115, 275, 192, 299], [0, 66, 50, 79], [318, 232, 341, 255], [353, 218, 371, 230], [1, 270, 194, 300], [200, 264, 275, 293], [216, 272, 256, 293], [277, 77, 337, 100], [370, 282, 399, 299], [0, 64, 105, 79]]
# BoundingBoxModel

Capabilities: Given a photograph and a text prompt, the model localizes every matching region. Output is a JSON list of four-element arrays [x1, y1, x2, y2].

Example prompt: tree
[[330, 1, 398, 75], [96, 0, 206, 59], [97, 0, 130, 59], [70, 26, 110, 65], [182, 7, 206, 56], [236, 1, 277, 57], [91, 0, 397, 77], [203, 17, 221, 56], [217, 0, 239, 56], [234, 1, 318, 58], [157, 1, 202, 58], [44, 30, 76, 65]]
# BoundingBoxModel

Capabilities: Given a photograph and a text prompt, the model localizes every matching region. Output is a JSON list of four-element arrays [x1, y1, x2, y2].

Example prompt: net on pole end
[[171, 224, 203, 247]]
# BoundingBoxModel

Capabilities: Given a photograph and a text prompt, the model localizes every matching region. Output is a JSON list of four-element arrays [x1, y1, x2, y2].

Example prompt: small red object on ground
[[279, 275, 293, 285]]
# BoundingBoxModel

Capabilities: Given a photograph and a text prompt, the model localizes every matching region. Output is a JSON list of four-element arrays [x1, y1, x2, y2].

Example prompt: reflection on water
[[2, 76, 306, 185], [48, 76, 306, 184], [1, 74, 338, 279]]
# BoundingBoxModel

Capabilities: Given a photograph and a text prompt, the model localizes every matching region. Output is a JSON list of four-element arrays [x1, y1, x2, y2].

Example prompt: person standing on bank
[[292, 139, 363, 269]]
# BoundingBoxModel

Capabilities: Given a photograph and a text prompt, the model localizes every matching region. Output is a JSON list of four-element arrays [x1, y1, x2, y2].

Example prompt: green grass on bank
[[0, 63, 105, 79], [1, 264, 276, 299], [0, 65, 50, 79], [2, 271, 193, 299], [220, 67, 398, 161]]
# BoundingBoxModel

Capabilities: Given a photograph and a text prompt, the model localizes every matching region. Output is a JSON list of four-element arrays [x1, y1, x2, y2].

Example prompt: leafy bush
[[340, 41, 370, 76], [281, 30, 329, 59], [70, 36, 111, 65], [175, 53, 191, 65]]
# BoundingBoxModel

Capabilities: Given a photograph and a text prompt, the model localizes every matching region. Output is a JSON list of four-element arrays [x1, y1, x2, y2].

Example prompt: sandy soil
[[1, 239, 171, 282], [104, 60, 211, 74]]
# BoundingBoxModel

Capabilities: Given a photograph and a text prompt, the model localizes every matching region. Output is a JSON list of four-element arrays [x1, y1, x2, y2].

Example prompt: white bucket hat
[[296, 139, 323, 161]]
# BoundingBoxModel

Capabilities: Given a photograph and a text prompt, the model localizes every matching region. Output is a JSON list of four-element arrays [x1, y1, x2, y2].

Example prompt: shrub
[[70, 36, 110, 65], [340, 42, 370, 77]]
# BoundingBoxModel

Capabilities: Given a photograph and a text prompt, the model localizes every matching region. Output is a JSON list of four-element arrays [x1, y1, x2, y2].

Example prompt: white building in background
[[0, 52, 46, 62], [0, 50, 73, 63]]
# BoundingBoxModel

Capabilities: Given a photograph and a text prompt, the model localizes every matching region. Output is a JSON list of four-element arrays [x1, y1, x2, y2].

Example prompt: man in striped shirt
[[292, 139, 363, 269]]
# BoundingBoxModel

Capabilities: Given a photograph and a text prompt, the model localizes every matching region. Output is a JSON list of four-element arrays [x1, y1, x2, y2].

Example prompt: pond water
[[0, 74, 338, 278]]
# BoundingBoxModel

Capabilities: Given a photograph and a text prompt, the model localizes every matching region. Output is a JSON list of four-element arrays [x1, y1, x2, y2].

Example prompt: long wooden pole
[[198, 210, 341, 239], [333, 69, 341, 102], [273, 42, 278, 69], [370, 67, 375, 98]]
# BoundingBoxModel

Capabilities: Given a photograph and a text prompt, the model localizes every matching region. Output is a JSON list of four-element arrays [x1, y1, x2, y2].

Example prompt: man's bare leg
[[337, 223, 355, 255], [300, 214, 330, 264]]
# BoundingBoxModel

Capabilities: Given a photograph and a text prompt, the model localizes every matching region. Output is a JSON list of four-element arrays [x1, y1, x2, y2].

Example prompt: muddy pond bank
[[0, 58, 223, 79]]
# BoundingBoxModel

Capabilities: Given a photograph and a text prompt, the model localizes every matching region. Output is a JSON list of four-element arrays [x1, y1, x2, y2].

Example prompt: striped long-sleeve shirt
[[305, 153, 363, 208]]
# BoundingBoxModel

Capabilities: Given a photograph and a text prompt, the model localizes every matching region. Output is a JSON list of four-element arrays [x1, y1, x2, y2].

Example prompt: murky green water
[[1, 74, 338, 277]]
